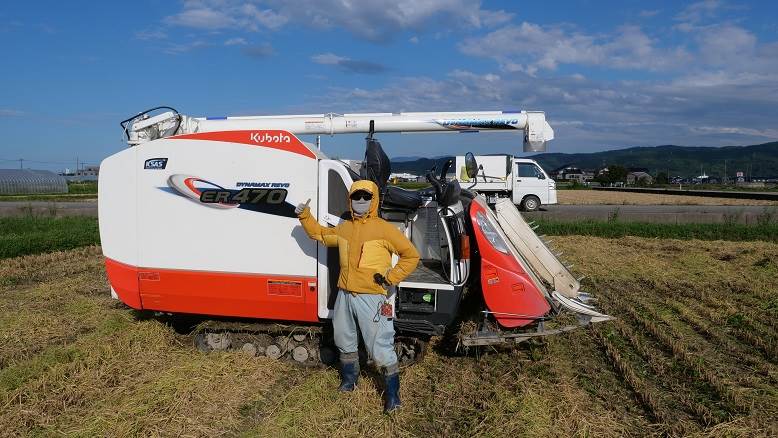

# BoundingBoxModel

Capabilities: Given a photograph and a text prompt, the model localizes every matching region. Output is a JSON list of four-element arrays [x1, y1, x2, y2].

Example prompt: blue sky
[[1, 0, 777, 171]]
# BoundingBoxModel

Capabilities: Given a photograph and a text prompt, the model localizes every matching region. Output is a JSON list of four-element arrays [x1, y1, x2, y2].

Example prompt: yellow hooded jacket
[[297, 180, 420, 295]]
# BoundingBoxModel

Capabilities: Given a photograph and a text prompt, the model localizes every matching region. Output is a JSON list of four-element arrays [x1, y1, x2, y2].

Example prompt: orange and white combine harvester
[[99, 107, 610, 364]]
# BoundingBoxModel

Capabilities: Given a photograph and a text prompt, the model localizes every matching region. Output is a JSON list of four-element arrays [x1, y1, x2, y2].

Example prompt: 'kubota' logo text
[[250, 132, 291, 144]]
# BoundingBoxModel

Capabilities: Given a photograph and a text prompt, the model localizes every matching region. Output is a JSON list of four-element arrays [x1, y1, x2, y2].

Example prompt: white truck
[[454, 155, 556, 211]]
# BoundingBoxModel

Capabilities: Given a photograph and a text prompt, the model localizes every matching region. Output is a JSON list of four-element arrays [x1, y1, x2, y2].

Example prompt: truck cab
[[454, 155, 556, 211]]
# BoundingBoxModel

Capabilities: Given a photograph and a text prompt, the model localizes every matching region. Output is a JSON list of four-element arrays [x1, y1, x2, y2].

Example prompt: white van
[[454, 154, 556, 211]]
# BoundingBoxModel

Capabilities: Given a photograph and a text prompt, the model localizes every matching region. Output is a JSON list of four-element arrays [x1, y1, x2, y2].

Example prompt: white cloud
[[166, 6, 234, 30], [241, 42, 274, 58], [409, 36, 419, 44], [690, 125, 778, 138], [311, 53, 347, 65], [639, 10, 660, 18], [0, 109, 24, 117], [135, 29, 168, 40], [164, 0, 509, 41], [224, 37, 247, 46], [307, 63, 778, 150], [459, 22, 690, 75], [695, 24, 757, 66], [0, 20, 23, 33], [154, 1, 778, 150], [667, 23, 778, 87], [163, 40, 209, 55], [311, 53, 388, 74], [675, 0, 723, 26], [165, 1, 287, 31], [476, 8, 514, 27]]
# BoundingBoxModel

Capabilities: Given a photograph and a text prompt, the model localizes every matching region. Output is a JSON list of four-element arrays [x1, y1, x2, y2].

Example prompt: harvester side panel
[[99, 147, 141, 308], [100, 131, 321, 322], [470, 197, 551, 328]]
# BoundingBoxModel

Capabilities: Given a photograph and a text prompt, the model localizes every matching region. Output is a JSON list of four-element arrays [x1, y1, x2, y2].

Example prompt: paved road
[[524, 204, 778, 224], [595, 187, 778, 201], [1, 201, 776, 224]]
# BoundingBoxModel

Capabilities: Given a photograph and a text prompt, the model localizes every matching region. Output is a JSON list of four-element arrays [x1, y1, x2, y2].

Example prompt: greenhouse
[[0, 169, 68, 195]]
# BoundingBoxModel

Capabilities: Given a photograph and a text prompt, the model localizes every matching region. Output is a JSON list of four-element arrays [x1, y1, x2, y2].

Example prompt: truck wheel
[[521, 195, 541, 212]]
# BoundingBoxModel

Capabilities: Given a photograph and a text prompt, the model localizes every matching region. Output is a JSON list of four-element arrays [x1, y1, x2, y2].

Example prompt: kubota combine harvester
[[99, 107, 611, 365]]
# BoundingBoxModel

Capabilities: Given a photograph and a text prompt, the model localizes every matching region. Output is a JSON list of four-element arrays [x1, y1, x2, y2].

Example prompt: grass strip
[[0, 217, 99, 259], [0, 182, 97, 202], [66, 181, 98, 194], [535, 219, 778, 242], [1, 215, 776, 261], [0, 194, 97, 202]]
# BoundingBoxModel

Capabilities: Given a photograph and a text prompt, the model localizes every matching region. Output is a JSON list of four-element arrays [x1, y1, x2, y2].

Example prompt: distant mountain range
[[391, 157, 456, 175], [390, 141, 778, 178], [392, 156, 425, 162]]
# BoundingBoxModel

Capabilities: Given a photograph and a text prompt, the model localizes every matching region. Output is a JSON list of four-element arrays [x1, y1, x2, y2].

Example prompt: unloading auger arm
[[123, 108, 554, 153]]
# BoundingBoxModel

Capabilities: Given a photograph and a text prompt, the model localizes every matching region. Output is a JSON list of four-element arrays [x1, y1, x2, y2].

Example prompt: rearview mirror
[[464, 152, 478, 179]]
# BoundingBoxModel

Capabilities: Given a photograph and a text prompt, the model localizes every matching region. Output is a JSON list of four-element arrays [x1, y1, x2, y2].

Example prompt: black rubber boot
[[383, 372, 401, 413], [338, 360, 359, 392]]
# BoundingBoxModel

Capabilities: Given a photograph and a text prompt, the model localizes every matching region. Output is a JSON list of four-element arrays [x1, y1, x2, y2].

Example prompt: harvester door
[[317, 160, 354, 319]]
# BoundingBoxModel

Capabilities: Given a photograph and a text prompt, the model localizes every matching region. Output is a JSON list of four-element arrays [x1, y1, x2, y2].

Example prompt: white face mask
[[351, 198, 371, 216]]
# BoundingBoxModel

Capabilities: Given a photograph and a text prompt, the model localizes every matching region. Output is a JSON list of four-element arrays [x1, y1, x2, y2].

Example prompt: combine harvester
[[99, 107, 611, 365]]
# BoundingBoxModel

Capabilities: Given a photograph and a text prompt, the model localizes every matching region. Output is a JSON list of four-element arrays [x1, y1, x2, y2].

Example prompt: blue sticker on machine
[[144, 158, 168, 169]]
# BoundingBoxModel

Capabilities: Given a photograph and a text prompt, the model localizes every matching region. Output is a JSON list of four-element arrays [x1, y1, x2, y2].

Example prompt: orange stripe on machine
[[170, 130, 316, 159], [104, 257, 318, 322]]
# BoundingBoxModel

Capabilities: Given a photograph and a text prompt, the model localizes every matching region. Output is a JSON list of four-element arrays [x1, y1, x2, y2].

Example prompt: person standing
[[295, 180, 419, 413]]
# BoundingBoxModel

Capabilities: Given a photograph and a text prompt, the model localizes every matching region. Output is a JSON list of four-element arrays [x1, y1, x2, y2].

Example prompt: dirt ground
[[1, 240, 776, 437], [557, 190, 778, 206]]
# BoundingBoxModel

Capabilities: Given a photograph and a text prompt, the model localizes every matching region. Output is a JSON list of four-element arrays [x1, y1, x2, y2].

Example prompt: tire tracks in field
[[675, 296, 777, 364], [608, 319, 725, 426], [605, 287, 750, 412], [631, 274, 777, 336], [630, 294, 778, 425], [594, 279, 778, 433], [593, 289, 734, 429], [664, 298, 778, 385], [590, 326, 701, 436]]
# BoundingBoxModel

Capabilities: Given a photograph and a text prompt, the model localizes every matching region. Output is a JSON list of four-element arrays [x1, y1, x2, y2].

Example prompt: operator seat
[[358, 133, 432, 212], [382, 186, 425, 210]]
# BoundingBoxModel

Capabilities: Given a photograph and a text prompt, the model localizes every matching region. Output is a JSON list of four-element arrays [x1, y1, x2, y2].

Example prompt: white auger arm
[[122, 107, 555, 152]]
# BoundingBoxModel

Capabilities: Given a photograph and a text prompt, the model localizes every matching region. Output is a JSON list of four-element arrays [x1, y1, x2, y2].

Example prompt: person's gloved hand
[[295, 199, 311, 216], [374, 273, 390, 288]]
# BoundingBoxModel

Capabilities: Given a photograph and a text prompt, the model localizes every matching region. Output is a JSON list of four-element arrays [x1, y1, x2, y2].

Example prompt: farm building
[[0, 169, 68, 195], [627, 171, 653, 185]]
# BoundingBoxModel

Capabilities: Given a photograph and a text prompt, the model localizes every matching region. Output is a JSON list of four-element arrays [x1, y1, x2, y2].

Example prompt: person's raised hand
[[295, 198, 311, 216]]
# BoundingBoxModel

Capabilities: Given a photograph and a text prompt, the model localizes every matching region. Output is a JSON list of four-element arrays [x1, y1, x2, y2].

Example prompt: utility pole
[[19, 158, 24, 169], [723, 159, 727, 185]]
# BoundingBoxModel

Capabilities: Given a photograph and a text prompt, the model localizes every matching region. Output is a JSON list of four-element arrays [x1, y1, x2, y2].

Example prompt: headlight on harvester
[[475, 211, 510, 254]]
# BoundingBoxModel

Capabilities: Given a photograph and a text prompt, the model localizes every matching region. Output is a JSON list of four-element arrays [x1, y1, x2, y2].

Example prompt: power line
[[0, 158, 98, 165]]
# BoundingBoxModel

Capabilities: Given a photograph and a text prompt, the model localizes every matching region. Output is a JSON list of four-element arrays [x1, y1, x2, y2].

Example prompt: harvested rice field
[[1, 238, 776, 437], [558, 190, 778, 206]]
